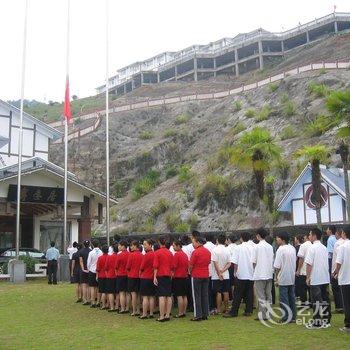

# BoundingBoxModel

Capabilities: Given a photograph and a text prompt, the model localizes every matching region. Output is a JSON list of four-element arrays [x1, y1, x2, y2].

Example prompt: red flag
[[64, 75, 72, 123]]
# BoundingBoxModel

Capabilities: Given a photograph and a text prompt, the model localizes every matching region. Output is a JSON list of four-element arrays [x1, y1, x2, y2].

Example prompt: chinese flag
[[63, 75, 72, 123]]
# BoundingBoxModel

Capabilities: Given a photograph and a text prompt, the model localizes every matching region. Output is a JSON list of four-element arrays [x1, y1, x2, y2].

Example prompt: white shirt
[[67, 246, 77, 260], [204, 241, 216, 278], [231, 241, 254, 280], [251, 240, 274, 280], [182, 243, 194, 259], [305, 240, 330, 286], [297, 240, 312, 276], [211, 244, 230, 280], [226, 243, 239, 260], [274, 244, 296, 286], [336, 239, 350, 286], [87, 247, 103, 273], [332, 238, 345, 273], [108, 246, 114, 255], [169, 245, 176, 256]]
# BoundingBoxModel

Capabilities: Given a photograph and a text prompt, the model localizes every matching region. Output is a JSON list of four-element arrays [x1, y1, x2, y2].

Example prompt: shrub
[[164, 129, 178, 138], [255, 105, 271, 122], [230, 122, 246, 136], [245, 108, 256, 118], [165, 164, 178, 179], [131, 170, 161, 200], [217, 143, 235, 164], [19, 255, 37, 274], [282, 101, 297, 117], [139, 130, 154, 140], [110, 207, 118, 221], [174, 222, 190, 233], [308, 81, 330, 98], [304, 114, 340, 136], [187, 214, 199, 230], [165, 211, 182, 232], [150, 198, 170, 218], [233, 100, 242, 111], [138, 218, 155, 233], [280, 93, 290, 104], [175, 114, 189, 125], [268, 83, 279, 93], [113, 180, 127, 197], [319, 68, 327, 75], [280, 125, 297, 140], [178, 165, 193, 183]]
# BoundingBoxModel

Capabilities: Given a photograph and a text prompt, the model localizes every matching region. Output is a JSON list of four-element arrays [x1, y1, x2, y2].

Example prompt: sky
[[0, 0, 348, 102]]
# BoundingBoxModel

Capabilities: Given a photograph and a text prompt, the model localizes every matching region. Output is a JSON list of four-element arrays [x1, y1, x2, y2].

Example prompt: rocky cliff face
[[49, 35, 350, 235]]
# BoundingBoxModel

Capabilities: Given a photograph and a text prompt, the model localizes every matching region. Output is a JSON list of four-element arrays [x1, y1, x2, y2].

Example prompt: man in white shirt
[[204, 233, 216, 314], [87, 240, 103, 308], [224, 231, 254, 318], [274, 232, 296, 323], [334, 228, 350, 332], [305, 228, 331, 329], [226, 234, 240, 294], [211, 234, 231, 314], [331, 228, 345, 313], [252, 228, 274, 321], [296, 233, 312, 307]]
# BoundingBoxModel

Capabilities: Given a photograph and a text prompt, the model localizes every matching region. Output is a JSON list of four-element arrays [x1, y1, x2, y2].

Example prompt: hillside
[[49, 34, 350, 235]]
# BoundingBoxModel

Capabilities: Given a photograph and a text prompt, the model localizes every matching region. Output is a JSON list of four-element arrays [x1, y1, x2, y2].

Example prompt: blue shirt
[[46, 247, 60, 261], [327, 235, 337, 255]]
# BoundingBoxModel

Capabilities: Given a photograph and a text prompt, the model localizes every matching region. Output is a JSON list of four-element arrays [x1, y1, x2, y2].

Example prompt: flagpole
[[105, 0, 110, 246], [63, 0, 71, 254], [16, 0, 29, 260]]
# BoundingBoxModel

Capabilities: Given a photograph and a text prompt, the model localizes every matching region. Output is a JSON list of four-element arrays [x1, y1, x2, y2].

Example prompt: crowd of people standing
[[63, 226, 350, 331]]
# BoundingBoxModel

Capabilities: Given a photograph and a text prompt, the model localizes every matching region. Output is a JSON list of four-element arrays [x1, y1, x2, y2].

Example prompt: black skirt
[[140, 278, 156, 296], [127, 277, 140, 293], [172, 277, 190, 297], [157, 276, 172, 297], [105, 278, 117, 294]]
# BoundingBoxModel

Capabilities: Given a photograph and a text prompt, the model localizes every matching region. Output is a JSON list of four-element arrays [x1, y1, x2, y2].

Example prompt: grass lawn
[[0, 280, 348, 350]]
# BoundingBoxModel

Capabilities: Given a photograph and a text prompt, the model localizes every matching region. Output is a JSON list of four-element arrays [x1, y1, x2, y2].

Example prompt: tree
[[265, 175, 279, 235], [326, 91, 350, 221], [326, 90, 350, 137], [336, 141, 350, 222], [294, 144, 330, 229], [231, 127, 281, 200]]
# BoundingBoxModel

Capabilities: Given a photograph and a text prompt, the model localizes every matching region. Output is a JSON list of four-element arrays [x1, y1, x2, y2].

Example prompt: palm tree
[[326, 91, 350, 221], [326, 90, 350, 137], [265, 175, 279, 235], [336, 141, 350, 222], [295, 144, 330, 229], [231, 127, 281, 200]]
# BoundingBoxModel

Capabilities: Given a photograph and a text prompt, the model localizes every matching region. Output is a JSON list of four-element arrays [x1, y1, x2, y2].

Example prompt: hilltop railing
[[50, 58, 350, 143]]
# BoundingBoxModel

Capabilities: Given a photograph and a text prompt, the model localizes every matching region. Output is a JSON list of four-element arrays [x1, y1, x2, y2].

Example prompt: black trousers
[[310, 284, 332, 327], [331, 277, 343, 310], [229, 279, 253, 316], [191, 277, 209, 319], [341, 284, 350, 328], [208, 277, 215, 311], [298, 275, 310, 304], [47, 260, 58, 284]]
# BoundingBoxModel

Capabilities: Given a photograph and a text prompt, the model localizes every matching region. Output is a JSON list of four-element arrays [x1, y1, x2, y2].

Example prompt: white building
[[0, 100, 116, 252], [278, 164, 348, 226]]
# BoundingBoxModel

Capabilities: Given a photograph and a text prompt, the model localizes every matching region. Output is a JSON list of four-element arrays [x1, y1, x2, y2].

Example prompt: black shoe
[[149, 314, 155, 319], [90, 304, 97, 308], [53, 282, 57, 285], [190, 317, 202, 322], [243, 312, 252, 316], [223, 314, 237, 318], [75, 299, 82, 303], [48, 282, 52, 285], [82, 302, 90, 306], [157, 318, 167, 322], [164, 317, 170, 322], [202, 316, 208, 320]]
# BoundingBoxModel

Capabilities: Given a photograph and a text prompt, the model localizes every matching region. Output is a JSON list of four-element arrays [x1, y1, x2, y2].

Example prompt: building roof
[[0, 157, 117, 204], [278, 163, 348, 212], [0, 100, 62, 141]]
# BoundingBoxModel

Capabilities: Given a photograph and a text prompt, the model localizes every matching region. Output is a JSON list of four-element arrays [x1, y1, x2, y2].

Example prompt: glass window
[[40, 221, 71, 253]]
